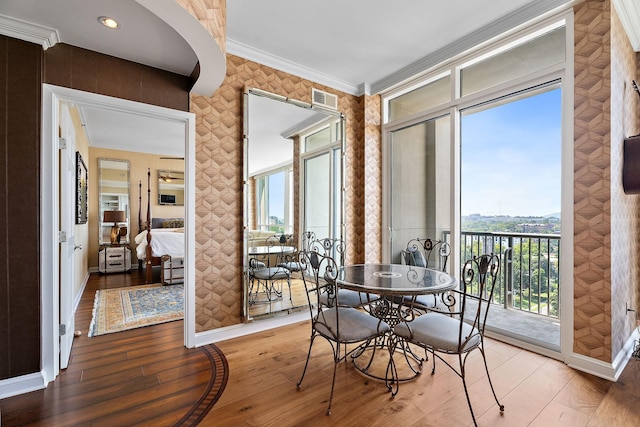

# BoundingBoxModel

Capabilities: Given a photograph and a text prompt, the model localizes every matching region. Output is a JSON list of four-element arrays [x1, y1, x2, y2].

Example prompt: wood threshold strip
[[174, 343, 229, 427]]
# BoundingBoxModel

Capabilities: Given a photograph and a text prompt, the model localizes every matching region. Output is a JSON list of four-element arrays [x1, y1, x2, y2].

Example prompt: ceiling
[[247, 94, 337, 175], [227, 0, 553, 93], [0, 0, 591, 155]]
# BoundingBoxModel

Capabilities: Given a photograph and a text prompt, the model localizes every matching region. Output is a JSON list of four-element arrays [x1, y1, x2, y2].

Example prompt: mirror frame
[[157, 169, 185, 206], [242, 87, 346, 322], [98, 158, 131, 245]]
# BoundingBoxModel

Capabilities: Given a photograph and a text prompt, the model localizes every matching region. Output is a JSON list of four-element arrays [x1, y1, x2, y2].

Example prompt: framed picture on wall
[[76, 151, 88, 224]]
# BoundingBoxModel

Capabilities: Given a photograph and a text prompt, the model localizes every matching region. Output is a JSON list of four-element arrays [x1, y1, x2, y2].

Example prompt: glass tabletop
[[337, 263, 457, 295]]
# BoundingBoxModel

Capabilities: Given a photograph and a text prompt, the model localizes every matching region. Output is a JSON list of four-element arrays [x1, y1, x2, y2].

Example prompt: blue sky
[[268, 172, 285, 220], [461, 88, 562, 217]]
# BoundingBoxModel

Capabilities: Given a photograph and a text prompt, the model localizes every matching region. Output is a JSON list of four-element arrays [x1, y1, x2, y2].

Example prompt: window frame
[[380, 11, 574, 360]]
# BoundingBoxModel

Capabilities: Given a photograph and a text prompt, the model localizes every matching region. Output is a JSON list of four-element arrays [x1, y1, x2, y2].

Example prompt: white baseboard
[[0, 371, 46, 399], [74, 271, 90, 313], [194, 311, 309, 347], [566, 327, 639, 381], [567, 353, 616, 381]]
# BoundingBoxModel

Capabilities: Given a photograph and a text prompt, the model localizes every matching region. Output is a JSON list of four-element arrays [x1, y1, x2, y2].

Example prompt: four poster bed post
[[145, 168, 153, 284], [136, 167, 185, 285]]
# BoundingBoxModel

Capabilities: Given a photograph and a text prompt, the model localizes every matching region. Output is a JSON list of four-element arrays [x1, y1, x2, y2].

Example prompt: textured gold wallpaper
[[574, 0, 612, 362], [190, 54, 364, 331], [177, 0, 226, 55], [364, 94, 382, 263]]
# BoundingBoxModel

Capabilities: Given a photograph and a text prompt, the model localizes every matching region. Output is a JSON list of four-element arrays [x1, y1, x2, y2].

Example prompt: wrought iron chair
[[400, 238, 452, 312], [296, 249, 391, 415], [249, 235, 292, 309], [277, 232, 315, 275], [311, 236, 379, 308], [394, 253, 505, 426]]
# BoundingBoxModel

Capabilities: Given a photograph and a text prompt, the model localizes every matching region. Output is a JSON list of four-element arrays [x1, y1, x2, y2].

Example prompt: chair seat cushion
[[278, 261, 302, 272], [394, 312, 480, 353], [252, 267, 290, 280], [403, 294, 450, 312], [315, 307, 390, 342], [319, 289, 379, 307], [406, 294, 438, 309]]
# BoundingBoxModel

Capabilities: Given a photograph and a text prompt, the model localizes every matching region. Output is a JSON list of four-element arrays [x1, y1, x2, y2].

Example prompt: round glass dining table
[[336, 263, 458, 390], [336, 263, 457, 296]]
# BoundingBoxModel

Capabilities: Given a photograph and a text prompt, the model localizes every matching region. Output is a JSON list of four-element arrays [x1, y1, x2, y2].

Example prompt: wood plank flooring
[[0, 271, 212, 427], [2, 269, 640, 426], [207, 324, 640, 427]]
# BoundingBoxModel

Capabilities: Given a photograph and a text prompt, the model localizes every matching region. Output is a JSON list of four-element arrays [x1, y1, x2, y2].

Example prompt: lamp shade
[[103, 210, 126, 223]]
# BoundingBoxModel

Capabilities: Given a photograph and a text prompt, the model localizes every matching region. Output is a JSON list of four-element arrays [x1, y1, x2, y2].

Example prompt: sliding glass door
[[301, 120, 343, 260], [388, 115, 451, 271]]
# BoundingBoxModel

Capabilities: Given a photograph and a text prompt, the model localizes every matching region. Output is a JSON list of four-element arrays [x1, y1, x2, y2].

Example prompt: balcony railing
[[445, 231, 560, 319]]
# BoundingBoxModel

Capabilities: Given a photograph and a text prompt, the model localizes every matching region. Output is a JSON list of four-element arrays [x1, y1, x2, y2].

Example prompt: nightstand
[[99, 244, 132, 273]]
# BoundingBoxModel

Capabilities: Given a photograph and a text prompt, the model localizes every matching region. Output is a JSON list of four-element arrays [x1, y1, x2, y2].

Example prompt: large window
[[460, 26, 565, 96], [301, 119, 343, 241], [255, 167, 292, 233], [382, 15, 569, 353], [460, 85, 562, 220]]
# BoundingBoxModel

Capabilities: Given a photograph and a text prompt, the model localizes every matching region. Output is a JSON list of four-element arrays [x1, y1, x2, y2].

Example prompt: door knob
[[74, 245, 83, 251]]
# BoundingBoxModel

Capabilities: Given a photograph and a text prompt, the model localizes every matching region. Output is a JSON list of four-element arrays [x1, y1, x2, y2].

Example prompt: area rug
[[89, 284, 184, 337]]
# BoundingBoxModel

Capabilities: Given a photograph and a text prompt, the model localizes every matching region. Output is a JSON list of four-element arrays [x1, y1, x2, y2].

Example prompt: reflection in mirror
[[243, 88, 345, 321], [158, 170, 185, 206], [99, 159, 130, 244]]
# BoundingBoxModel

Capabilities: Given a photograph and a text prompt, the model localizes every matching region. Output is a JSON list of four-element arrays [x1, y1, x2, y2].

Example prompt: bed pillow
[[162, 219, 184, 228]]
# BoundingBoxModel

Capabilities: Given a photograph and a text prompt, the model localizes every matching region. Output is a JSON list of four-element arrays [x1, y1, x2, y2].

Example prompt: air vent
[[312, 88, 338, 110]]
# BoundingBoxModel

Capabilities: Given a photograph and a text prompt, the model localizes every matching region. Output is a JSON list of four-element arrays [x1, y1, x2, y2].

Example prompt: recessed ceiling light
[[98, 16, 120, 29]]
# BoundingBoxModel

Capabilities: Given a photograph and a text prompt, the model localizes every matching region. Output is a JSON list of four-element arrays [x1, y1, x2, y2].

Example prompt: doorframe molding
[[40, 84, 196, 387]]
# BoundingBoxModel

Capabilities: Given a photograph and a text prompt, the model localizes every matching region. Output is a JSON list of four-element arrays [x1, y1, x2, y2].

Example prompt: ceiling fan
[[159, 171, 184, 182]]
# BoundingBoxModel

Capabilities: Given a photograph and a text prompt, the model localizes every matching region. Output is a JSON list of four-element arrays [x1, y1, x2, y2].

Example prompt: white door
[[59, 103, 76, 369]]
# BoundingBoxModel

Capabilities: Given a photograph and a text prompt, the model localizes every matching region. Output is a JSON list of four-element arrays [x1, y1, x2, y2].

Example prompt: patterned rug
[[89, 284, 184, 337]]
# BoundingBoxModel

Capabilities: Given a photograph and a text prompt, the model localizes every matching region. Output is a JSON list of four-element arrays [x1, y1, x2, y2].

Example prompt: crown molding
[[226, 38, 362, 96], [613, 0, 640, 51], [0, 13, 60, 49], [370, 0, 574, 94]]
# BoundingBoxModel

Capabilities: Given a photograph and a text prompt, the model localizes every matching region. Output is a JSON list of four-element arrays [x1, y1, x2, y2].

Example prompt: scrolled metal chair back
[[298, 250, 338, 312], [460, 253, 500, 334], [404, 238, 450, 272], [302, 231, 316, 251], [309, 237, 346, 267]]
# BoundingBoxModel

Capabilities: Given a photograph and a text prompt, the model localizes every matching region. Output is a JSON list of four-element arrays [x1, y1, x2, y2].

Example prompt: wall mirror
[[158, 170, 185, 206], [98, 158, 130, 245], [243, 87, 345, 321]]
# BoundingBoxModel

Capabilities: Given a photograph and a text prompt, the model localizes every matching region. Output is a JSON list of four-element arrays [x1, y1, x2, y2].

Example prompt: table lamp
[[103, 210, 126, 245]]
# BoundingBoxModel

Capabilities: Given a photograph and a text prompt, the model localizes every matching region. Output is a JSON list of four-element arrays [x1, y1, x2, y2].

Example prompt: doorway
[[41, 84, 196, 383], [459, 85, 563, 351]]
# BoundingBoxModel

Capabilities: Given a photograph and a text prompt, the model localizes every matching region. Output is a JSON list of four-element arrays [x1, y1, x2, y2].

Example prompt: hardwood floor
[[207, 324, 640, 427], [2, 270, 640, 426], [0, 270, 214, 427]]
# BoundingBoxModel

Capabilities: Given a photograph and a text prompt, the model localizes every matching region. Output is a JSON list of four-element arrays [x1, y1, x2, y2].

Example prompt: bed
[[137, 168, 185, 284]]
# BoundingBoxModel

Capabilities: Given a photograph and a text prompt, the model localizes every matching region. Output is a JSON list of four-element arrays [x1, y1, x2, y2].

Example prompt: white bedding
[[135, 228, 184, 259]]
